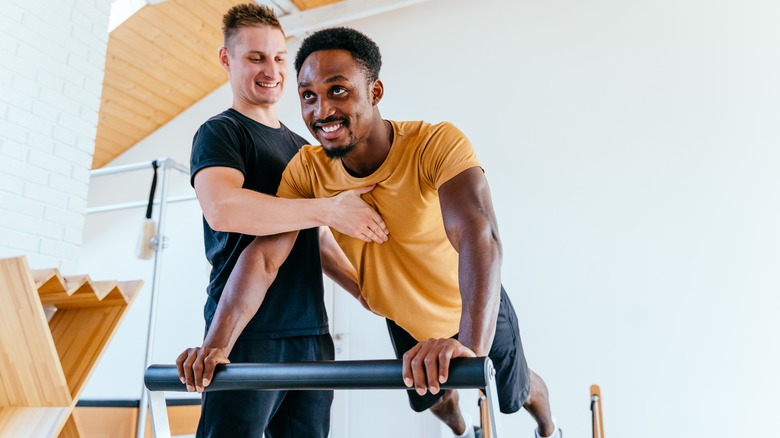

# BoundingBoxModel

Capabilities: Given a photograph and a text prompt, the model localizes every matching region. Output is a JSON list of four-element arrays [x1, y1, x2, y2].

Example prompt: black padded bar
[[145, 358, 490, 392]]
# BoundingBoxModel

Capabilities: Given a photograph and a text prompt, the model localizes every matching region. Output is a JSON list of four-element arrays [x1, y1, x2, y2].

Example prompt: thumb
[[352, 184, 376, 195]]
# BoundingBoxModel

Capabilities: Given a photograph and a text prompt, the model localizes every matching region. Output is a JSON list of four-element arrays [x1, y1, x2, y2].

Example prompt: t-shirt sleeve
[[190, 117, 246, 187], [277, 150, 315, 199], [420, 122, 483, 189]]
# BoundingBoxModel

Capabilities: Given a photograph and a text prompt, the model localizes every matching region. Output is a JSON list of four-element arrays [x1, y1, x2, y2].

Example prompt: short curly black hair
[[295, 27, 382, 82]]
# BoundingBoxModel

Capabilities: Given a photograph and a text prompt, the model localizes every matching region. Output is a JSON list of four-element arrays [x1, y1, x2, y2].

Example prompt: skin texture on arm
[[402, 167, 503, 395], [318, 226, 373, 312], [176, 231, 298, 392], [194, 166, 388, 242]]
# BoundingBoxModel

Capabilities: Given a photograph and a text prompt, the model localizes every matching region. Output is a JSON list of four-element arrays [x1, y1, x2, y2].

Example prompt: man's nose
[[314, 98, 334, 119], [261, 61, 280, 80]]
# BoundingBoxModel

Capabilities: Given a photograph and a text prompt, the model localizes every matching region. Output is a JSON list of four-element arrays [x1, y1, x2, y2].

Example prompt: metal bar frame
[[85, 195, 196, 215], [144, 358, 500, 437], [88, 157, 190, 438]]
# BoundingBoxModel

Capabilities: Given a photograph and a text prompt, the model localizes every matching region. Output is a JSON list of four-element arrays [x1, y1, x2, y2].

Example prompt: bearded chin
[[323, 143, 355, 159]]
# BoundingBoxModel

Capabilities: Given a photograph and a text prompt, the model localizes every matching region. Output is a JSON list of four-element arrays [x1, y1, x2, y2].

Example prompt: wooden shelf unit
[[0, 256, 142, 438]]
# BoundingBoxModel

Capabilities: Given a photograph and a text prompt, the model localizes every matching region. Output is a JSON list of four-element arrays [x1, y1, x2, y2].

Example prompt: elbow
[[202, 203, 235, 232], [484, 225, 503, 262], [454, 221, 503, 261], [470, 223, 503, 266]]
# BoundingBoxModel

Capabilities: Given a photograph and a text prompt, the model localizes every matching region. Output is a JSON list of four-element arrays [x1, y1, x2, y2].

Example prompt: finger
[[410, 341, 434, 396], [175, 350, 188, 384], [437, 344, 456, 385], [182, 349, 197, 392], [202, 350, 229, 388], [402, 343, 422, 388], [353, 184, 377, 195], [424, 342, 443, 395], [193, 350, 206, 393], [365, 227, 387, 244], [440, 341, 477, 384], [364, 211, 388, 238], [370, 213, 388, 235]]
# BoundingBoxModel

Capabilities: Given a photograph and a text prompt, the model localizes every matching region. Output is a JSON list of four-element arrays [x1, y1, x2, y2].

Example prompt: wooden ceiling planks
[[92, 0, 247, 169], [92, 0, 342, 169], [291, 0, 342, 10]]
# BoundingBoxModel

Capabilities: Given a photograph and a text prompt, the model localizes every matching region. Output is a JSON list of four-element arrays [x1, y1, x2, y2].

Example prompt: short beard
[[323, 143, 355, 159]]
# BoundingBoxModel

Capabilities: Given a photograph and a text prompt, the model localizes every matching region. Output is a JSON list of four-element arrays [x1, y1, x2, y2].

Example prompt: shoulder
[[194, 110, 246, 141], [203, 109, 244, 129], [279, 122, 310, 147], [393, 120, 466, 143], [287, 144, 327, 170]]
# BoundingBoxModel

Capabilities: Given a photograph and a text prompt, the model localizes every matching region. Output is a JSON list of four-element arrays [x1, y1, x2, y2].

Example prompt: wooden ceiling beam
[[281, 0, 433, 36]]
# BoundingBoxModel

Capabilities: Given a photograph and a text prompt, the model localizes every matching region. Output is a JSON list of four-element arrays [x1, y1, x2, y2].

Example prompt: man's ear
[[219, 47, 230, 72], [371, 79, 384, 106]]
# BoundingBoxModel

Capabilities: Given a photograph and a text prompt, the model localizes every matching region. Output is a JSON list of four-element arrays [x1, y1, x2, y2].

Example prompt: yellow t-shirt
[[278, 120, 482, 340]]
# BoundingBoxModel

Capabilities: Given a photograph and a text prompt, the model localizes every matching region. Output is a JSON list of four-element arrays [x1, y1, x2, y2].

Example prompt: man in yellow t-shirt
[[223, 27, 562, 438]]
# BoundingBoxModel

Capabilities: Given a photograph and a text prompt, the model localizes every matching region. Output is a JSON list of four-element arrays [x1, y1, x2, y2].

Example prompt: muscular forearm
[[319, 227, 361, 299], [456, 227, 502, 356], [195, 168, 387, 242], [202, 234, 295, 354], [439, 167, 503, 356], [199, 187, 331, 236], [202, 293, 263, 357]]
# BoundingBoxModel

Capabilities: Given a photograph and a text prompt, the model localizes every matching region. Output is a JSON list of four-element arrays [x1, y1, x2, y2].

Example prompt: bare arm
[[318, 226, 373, 312], [194, 166, 388, 242], [176, 232, 297, 392], [402, 167, 502, 395], [439, 167, 502, 353]]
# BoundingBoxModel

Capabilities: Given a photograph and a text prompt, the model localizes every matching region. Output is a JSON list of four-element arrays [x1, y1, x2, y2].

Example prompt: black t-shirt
[[190, 108, 328, 339]]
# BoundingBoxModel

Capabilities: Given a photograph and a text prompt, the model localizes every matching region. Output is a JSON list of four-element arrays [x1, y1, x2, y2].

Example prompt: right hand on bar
[[402, 338, 476, 396], [325, 185, 389, 243], [176, 346, 230, 393]]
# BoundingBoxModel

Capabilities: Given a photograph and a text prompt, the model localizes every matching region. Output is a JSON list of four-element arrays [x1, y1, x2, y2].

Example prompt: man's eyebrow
[[247, 49, 288, 55], [298, 75, 351, 88]]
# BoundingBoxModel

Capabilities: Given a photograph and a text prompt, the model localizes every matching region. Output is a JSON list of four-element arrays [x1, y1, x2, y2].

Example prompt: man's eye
[[332, 87, 346, 95], [301, 91, 314, 100], [250, 58, 262, 62]]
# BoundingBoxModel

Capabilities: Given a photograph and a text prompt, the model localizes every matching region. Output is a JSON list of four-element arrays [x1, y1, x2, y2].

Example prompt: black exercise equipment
[[144, 357, 500, 437]]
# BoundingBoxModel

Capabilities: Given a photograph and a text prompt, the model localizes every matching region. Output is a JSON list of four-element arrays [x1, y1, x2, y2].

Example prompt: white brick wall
[[0, 0, 110, 272]]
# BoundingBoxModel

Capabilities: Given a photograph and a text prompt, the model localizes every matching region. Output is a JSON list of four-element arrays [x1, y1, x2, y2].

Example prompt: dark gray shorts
[[196, 334, 334, 438], [386, 286, 530, 414]]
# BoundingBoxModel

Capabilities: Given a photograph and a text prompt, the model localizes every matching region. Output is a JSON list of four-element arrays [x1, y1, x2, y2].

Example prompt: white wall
[[79, 0, 780, 437], [0, 0, 109, 272]]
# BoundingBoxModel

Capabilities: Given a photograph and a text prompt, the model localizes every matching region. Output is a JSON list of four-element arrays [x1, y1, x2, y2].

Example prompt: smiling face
[[297, 49, 383, 159], [220, 25, 287, 112]]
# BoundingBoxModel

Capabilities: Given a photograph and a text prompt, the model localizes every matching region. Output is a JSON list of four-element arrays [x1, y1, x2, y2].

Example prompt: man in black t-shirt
[[176, 5, 387, 437]]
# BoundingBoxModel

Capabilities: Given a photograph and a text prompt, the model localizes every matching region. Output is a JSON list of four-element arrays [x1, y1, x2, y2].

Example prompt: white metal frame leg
[[147, 389, 171, 438], [483, 360, 501, 438]]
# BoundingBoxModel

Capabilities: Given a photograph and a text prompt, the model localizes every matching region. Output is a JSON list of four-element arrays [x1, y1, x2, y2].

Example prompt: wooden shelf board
[[0, 407, 71, 438], [0, 257, 71, 407]]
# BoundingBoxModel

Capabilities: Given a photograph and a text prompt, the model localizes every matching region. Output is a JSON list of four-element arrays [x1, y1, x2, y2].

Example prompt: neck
[[232, 100, 280, 128], [342, 118, 394, 178]]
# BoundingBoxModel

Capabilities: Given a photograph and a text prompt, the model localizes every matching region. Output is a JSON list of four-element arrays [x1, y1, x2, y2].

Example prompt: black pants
[[196, 334, 334, 438], [386, 286, 530, 414]]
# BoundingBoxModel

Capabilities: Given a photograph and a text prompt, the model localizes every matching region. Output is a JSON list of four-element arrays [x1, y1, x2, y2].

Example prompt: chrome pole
[[136, 158, 172, 438]]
